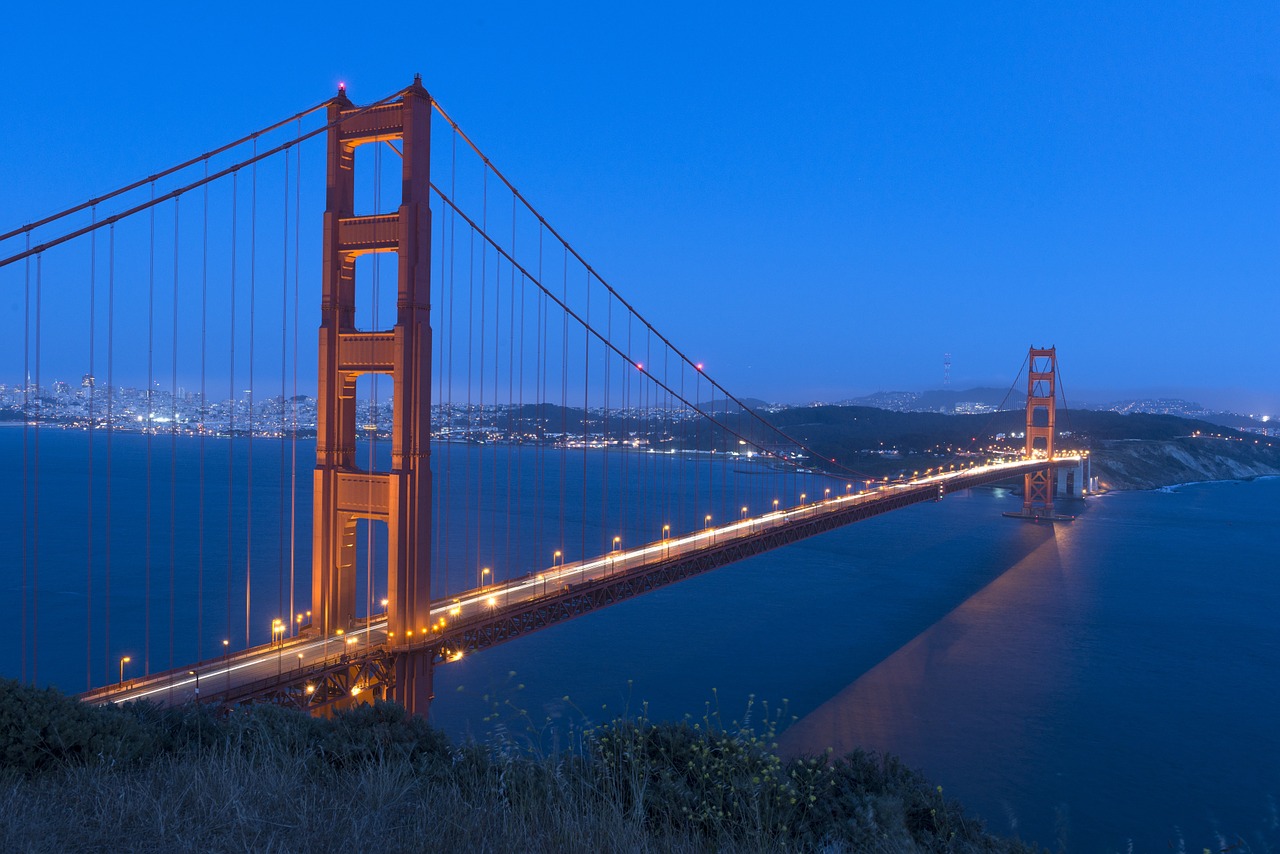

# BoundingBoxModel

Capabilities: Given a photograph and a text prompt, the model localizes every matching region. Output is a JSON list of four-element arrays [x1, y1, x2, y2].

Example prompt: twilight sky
[[2, 1, 1277, 412]]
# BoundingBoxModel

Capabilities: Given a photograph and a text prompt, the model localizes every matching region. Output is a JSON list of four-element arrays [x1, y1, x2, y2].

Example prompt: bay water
[[3, 426, 1277, 851]]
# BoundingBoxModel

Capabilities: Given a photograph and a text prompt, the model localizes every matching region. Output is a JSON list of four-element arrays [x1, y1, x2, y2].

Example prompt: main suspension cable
[[430, 100, 864, 478], [0, 99, 331, 244], [429, 183, 852, 477], [1, 87, 410, 270]]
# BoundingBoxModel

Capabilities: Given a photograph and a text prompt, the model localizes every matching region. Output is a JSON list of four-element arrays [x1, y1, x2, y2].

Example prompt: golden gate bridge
[[1, 77, 1084, 718]]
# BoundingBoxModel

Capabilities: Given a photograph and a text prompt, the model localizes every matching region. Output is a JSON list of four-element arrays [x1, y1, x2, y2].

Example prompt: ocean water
[[3, 427, 1278, 851]]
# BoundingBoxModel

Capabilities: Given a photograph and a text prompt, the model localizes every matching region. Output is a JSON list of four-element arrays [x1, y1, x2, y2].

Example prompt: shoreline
[[1094, 473, 1280, 494]]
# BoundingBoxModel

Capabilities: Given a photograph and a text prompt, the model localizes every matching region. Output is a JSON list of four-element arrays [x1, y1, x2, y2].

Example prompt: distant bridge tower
[[1021, 347, 1057, 517], [313, 77, 434, 715]]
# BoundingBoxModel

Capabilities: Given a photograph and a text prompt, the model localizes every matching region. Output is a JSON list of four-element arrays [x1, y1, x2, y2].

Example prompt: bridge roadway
[[81, 456, 1081, 711]]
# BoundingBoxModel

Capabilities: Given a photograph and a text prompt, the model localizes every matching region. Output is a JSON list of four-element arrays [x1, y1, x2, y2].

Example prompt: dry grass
[[0, 680, 1038, 853]]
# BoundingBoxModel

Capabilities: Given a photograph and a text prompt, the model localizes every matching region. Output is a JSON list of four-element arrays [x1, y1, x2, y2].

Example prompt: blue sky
[[2, 1, 1277, 412]]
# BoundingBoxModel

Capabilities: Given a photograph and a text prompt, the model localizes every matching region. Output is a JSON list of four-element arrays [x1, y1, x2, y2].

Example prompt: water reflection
[[778, 517, 1086, 835]]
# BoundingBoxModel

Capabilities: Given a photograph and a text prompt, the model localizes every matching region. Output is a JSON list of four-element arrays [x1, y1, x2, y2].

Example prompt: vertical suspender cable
[[33, 253, 43, 684], [581, 269, 589, 563], [477, 167, 487, 581], [21, 237, 29, 683], [646, 329, 653, 545], [170, 197, 180, 675], [145, 181, 155, 676], [436, 131, 449, 599], [246, 144, 257, 649], [533, 225, 544, 578], [227, 171, 238, 653], [505, 198, 515, 590], [465, 225, 474, 588], [280, 138, 289, 633], [290, 121, 301, 633], [623, 314, 631, 567], [560, 245, 565, 568], [491, 221, 500, 578], [678, 354, 685, 538], [86, 211, 97, 689], [603, 293, 610, 557], [559, 245, 568, 565], [514, 220, 526, 583], [105, 227, 115, 683], [199, 163, 208, 660], [368, 141, 381, 637], [440, 129, 457, 599], [663, 346, 670, 534]]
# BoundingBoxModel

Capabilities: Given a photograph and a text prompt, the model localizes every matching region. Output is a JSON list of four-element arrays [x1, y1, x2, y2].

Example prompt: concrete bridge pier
[[393, 650, 434, 718]]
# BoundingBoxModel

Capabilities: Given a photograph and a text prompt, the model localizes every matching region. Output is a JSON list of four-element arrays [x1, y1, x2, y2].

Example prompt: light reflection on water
[[778, 480, 1280, 851], [779, 521, 1078, 837]]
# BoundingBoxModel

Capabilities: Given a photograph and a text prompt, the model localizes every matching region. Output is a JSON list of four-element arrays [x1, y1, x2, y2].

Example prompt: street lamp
[[553, 550, 562, 568], [119, 656, 131, 685], [824, 488, 831, 501], [188, 669, 200, 699], [222, 639, 230, 691], [612, 536, 621, 552], [773, 499, 779, 513], [272, 619, 286, 675], [480, 567, 491, 587], [704, 514, 712, 529], [800, 493, 806, 507], [662, 524, 671, 557], [741, 506, 748, 520]]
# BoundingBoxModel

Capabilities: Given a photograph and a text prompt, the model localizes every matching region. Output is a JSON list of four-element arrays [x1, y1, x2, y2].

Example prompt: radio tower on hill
[[943, 352, 951, 387]]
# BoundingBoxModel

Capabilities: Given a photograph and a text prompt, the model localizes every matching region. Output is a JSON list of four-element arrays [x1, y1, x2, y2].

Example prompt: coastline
[[1089, 436, 1280, 492], [1095, 473, 1280, 495]]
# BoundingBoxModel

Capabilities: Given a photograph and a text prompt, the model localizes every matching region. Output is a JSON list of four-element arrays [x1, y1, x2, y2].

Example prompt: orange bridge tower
[[1022, 346, 1057, 517], [312, 78, 434, 715]]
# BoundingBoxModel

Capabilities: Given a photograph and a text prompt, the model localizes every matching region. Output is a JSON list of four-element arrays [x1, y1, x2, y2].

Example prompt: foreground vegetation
[[0, 679, 1041, 853]]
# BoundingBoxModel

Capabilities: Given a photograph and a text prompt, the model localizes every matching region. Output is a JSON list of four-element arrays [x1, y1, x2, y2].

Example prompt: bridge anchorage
[[50, 77, 1084, 720]]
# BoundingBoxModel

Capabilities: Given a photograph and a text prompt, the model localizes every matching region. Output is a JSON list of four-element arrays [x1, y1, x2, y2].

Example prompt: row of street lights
[[114, 485, 870, 690]]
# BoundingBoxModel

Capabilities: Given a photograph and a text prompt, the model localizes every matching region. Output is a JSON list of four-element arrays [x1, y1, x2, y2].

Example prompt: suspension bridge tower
[[313, 77, 434, 715], [1021, 346, 1057, 518]]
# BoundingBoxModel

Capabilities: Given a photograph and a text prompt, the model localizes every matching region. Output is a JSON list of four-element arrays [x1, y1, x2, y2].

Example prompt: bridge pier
[[393, 651, 434, 716]]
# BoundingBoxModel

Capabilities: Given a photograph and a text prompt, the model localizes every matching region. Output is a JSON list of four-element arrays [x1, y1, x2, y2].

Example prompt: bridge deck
[[80, 457, 1081, 711]]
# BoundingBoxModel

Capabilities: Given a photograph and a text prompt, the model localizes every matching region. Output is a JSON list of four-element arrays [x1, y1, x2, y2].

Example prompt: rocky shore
[[1090, 435, 1280, 491]]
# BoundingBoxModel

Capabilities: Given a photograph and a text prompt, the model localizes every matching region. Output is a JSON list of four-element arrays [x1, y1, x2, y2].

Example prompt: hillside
[[723, 405, 1279, 489], [1090, 437, 1280, 490]]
